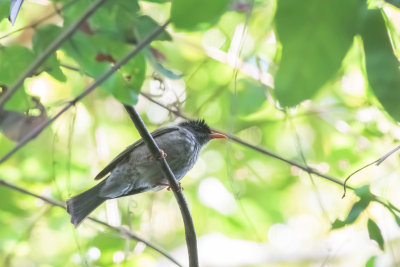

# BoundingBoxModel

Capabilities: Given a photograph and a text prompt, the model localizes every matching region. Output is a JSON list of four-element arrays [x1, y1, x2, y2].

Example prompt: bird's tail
[[67, 179, 107, 227]]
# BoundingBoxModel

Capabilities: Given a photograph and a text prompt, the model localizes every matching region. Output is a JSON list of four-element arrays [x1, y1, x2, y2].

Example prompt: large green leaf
[[361, 9, 400, 121], [0, 1, 9, 21], [234, 79, 267, 116], [274, 0, 365, 106], [32, 25, 67, 82], [0, 46, 35, 110], [0, 45, 35, 85], [171, 0, 231, 30]]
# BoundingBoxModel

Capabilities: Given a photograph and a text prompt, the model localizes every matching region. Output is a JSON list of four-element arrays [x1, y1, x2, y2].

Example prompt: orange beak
[[209, 131, 227, 139]]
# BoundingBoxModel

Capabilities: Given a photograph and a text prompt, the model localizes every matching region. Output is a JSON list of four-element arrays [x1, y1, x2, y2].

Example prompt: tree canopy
[[1, 0, 400, 266]]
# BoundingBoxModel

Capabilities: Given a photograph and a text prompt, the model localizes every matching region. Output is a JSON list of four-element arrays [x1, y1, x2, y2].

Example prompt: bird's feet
[[159, 149, 167, 159], [148, 149, 167, 161], [158, 182, 184, 192]]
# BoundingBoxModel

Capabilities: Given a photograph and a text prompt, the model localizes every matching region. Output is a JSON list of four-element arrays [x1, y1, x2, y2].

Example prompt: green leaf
[[121, 52, 146, 92], [354, 185, 373, 199], [365, 256, 376, 267], [332, 197, 370, 229], [394, 214, 400, 227], [144, 48, 182, 79], [32, 25, 66, 82], [384, 0, 400, 9], [89, 0, 139, 41], [361, 10, 400, 121], [0, 45, 36, 111], [62, 32, 109, 77], [141, 0, 167, 2], [101, 72, 138, 106], [234, 79, 267, 116], [367, 218, 385, 250], [274, 0, 365, 106], [0, 1, 10, 21], [345, 198, 370, 224], [171, 0, 231, 31], [0, 187, 28, 216], [0, 45, 35, 85], [332, 219, 346, 229], [135, 15, 171, 41]]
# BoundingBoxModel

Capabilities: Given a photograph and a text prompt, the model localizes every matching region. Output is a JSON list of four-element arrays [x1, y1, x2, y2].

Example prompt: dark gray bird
[[67, 120, 226, 227]]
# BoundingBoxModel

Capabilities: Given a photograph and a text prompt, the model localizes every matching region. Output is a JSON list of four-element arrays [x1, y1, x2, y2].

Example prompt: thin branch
[[342, 144, 400, 197], [140, 92, 350, 189], [376, 145, 400, 166], [0, 178, 182, 266], [0, 21, 170, 165], [342, 160, 378, 198], [0, 0, 81, 41], [0, 0, 109, 109], [140, 93, 400, 214], [123, 105, 199, 267]]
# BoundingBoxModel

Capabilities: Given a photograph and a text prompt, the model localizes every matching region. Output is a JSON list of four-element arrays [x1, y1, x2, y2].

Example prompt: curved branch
[[123, 105, 199, 267], [0, 0, 109, 109], [0, 21, 170, 165], [0, 178, 182, 266]]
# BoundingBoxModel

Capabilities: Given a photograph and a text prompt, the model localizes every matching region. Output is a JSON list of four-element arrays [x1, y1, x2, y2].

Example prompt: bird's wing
[[94, 126, 180, 180]]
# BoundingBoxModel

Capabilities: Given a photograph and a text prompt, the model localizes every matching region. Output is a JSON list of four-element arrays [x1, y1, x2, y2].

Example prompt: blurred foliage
[[0, 0, 400, 266]]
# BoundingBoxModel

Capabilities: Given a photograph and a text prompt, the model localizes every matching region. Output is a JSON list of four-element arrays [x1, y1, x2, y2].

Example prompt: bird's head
[[179, 119, 226, 146]]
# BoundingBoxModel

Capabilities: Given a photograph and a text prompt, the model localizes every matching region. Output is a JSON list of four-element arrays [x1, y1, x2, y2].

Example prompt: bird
[[67, 119, 226, 227]]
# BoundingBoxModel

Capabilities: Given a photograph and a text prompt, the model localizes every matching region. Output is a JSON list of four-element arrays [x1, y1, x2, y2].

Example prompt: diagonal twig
[[0, 178, 182, 266], [0, 0, 109, 109], [0, 21, 170, 165], [342, 144, 400, 198], [123, 105, 198, 267]]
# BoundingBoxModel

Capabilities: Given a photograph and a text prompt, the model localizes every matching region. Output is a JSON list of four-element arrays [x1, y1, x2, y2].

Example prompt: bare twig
[[0, 0, 109, 109], [0, 178, 182, 266], [0, 21, 170, 165], [342, 160, 378, 198], [342, 144, 400, 198], [123, 105, 199, 267], [376, 145, 400, 166]]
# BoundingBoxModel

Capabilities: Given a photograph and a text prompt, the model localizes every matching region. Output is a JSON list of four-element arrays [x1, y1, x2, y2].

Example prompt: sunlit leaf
[[0, 1, 10, 21], [234, 79, 267, 116], [365, 256, 377, 267], [367, 218, 385, 250], [332, 219, 346, 229], [135, 15, 171, 41], [274, 0, 365, 106], [0, 45, 35, 84], [361, 9, 400, 121], [354, 185, 373, 199], [332, 197, 370, 229], [171, 0, 231, 30], [33, 25, 66, 82]]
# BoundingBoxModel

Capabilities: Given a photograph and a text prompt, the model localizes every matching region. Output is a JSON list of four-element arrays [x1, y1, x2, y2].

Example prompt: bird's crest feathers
[[179, 119, 211, 134]]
